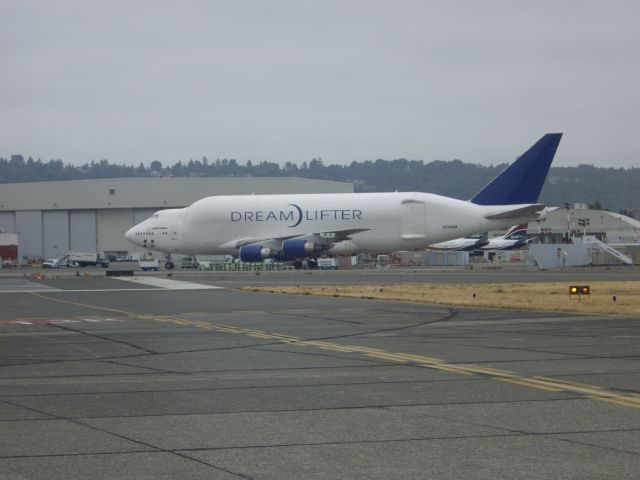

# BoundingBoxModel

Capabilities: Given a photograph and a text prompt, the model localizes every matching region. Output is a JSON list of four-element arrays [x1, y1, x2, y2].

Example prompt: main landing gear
[[293, 258, 318, 270], [165, 254, 174, 270]]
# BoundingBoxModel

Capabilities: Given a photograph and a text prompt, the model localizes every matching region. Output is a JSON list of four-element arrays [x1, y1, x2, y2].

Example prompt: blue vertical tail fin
[[470, 133, 562, 205]]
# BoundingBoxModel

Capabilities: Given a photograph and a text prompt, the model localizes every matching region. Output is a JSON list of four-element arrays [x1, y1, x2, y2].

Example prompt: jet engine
[[239, 245, 274, 262], [281, 239, 318, 257]]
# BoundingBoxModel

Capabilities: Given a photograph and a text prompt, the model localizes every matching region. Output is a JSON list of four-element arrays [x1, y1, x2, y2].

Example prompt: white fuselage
[[481, 237, 522, 251], [125, 192, 542, 256], [428, 237, 485, 252]]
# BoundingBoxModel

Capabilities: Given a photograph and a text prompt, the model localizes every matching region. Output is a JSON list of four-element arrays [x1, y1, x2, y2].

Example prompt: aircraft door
[[169, 223, 181, 252], [401, 200, 426, 238]]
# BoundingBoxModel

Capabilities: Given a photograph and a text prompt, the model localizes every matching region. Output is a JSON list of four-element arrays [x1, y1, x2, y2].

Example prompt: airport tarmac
[[0, 270, 639, 479]]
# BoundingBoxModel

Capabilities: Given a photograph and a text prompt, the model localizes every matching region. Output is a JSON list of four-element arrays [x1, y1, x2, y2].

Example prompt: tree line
[[1, 154, 637, 216]]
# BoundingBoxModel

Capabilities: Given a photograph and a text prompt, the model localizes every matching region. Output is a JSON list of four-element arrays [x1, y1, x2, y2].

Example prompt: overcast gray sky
[[2, 0, 639, 168]]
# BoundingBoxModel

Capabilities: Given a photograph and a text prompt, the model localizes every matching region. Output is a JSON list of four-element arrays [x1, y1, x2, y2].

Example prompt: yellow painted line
[[444, 365, 495, 376], [28, 292, 640, 410], [271, 333, 300, 340], [461, 365, 515, 375], [389, 353, 445, 363], [530, 379, 624, 398], [246, 333, 274, 339], [388, 353, 434, 363], [310, 345, 356, 353], [498, 377, 564, 392], [29, 292, 133, 316], [242, 328, 269, 334], [364, 352, 412, 362], [306, 341, 354, 350], [532, 376, 605, 389], [587, 392, 640, 406], [589, 396, 640, 409], [350, 347, 391, 354], [420, 363, 475, 375], [324, 346, 357, 353]]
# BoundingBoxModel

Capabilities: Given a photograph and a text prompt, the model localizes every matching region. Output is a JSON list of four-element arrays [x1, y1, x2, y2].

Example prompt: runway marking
[[532, 376, 606, 390], [0, 279, 61, 293], [593, 395, 640, 409], [0, 317, 124, 326], [497, 378, 564, 392], [113, 276, 223, 290], [0, 288, 186, 294], [26, 292, 640, 410]]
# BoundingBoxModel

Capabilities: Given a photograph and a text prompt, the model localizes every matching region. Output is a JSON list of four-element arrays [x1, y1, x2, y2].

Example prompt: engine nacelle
[[282, 239, 317, 257], [239, 245, 274, 262], [327, 240, 359, 255]]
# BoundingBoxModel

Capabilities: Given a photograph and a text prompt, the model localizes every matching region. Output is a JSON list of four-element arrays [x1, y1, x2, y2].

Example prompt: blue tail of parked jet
[[470, 133, 562, 205]]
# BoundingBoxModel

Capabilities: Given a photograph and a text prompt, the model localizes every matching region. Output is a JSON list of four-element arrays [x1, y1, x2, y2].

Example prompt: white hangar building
[[532, 203, 640, 245], [0, 177, 353, 261]]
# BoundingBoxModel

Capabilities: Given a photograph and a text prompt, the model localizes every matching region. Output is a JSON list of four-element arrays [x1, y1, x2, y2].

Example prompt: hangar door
[[16, 211, 43, 259], [70, 211, 97, 253], [43, 211, 70, 259], [0, 212, 16, 233], [97, 209, 135, 255]]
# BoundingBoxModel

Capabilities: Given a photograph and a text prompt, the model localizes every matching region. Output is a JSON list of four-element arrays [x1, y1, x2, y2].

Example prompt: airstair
[[582, 236, 633, 265]]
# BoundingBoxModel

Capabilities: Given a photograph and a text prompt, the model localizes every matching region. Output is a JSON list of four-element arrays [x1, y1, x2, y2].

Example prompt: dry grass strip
[[246, 281, 640, 315]]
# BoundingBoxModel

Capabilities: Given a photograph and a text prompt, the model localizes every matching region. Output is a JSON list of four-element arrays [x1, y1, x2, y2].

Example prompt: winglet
[[471, 133, 562, 205]]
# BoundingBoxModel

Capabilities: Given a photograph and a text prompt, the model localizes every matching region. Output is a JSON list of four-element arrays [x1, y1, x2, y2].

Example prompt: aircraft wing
[[295, 228, 370, 246], [484, 204, 546, 220], [221, 228, 370, 250]]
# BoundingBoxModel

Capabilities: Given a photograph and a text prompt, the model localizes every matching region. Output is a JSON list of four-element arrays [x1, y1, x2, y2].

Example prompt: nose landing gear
[[165, 254, 174, 270]]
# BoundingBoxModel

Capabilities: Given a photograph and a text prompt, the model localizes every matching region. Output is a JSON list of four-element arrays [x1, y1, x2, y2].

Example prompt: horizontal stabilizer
[[484, 204, 545, 220]]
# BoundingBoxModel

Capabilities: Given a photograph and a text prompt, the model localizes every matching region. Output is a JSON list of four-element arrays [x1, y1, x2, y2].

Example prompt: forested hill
[[1, 155, 638, 215]]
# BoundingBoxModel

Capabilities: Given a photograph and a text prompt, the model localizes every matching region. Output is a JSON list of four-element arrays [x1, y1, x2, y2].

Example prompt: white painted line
[[113, 276, 223, 290], [0, 280, 61, 293], [5, 318, 126, 326], [0, 289, 62, 293], [55, 288, 167, 292], [0, 288, 208, 293]]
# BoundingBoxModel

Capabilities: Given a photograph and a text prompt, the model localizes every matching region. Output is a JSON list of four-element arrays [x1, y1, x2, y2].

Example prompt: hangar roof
[[540, 207, 640, 230], [0, 177, 353, 211]]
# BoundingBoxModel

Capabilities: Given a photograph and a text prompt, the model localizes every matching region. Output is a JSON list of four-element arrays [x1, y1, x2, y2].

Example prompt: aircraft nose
[[125, 226, 136, 243]]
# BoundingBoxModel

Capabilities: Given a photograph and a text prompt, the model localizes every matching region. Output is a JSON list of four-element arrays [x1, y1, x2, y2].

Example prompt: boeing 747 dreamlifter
[[126, 134, 562, 268]]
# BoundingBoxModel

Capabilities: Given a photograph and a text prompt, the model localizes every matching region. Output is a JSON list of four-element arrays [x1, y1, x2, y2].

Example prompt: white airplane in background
[[429, 223, 533, 252], [480, 223, 532, 251], [428, 232, 490, 252], [126, 134, 562, 268]]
